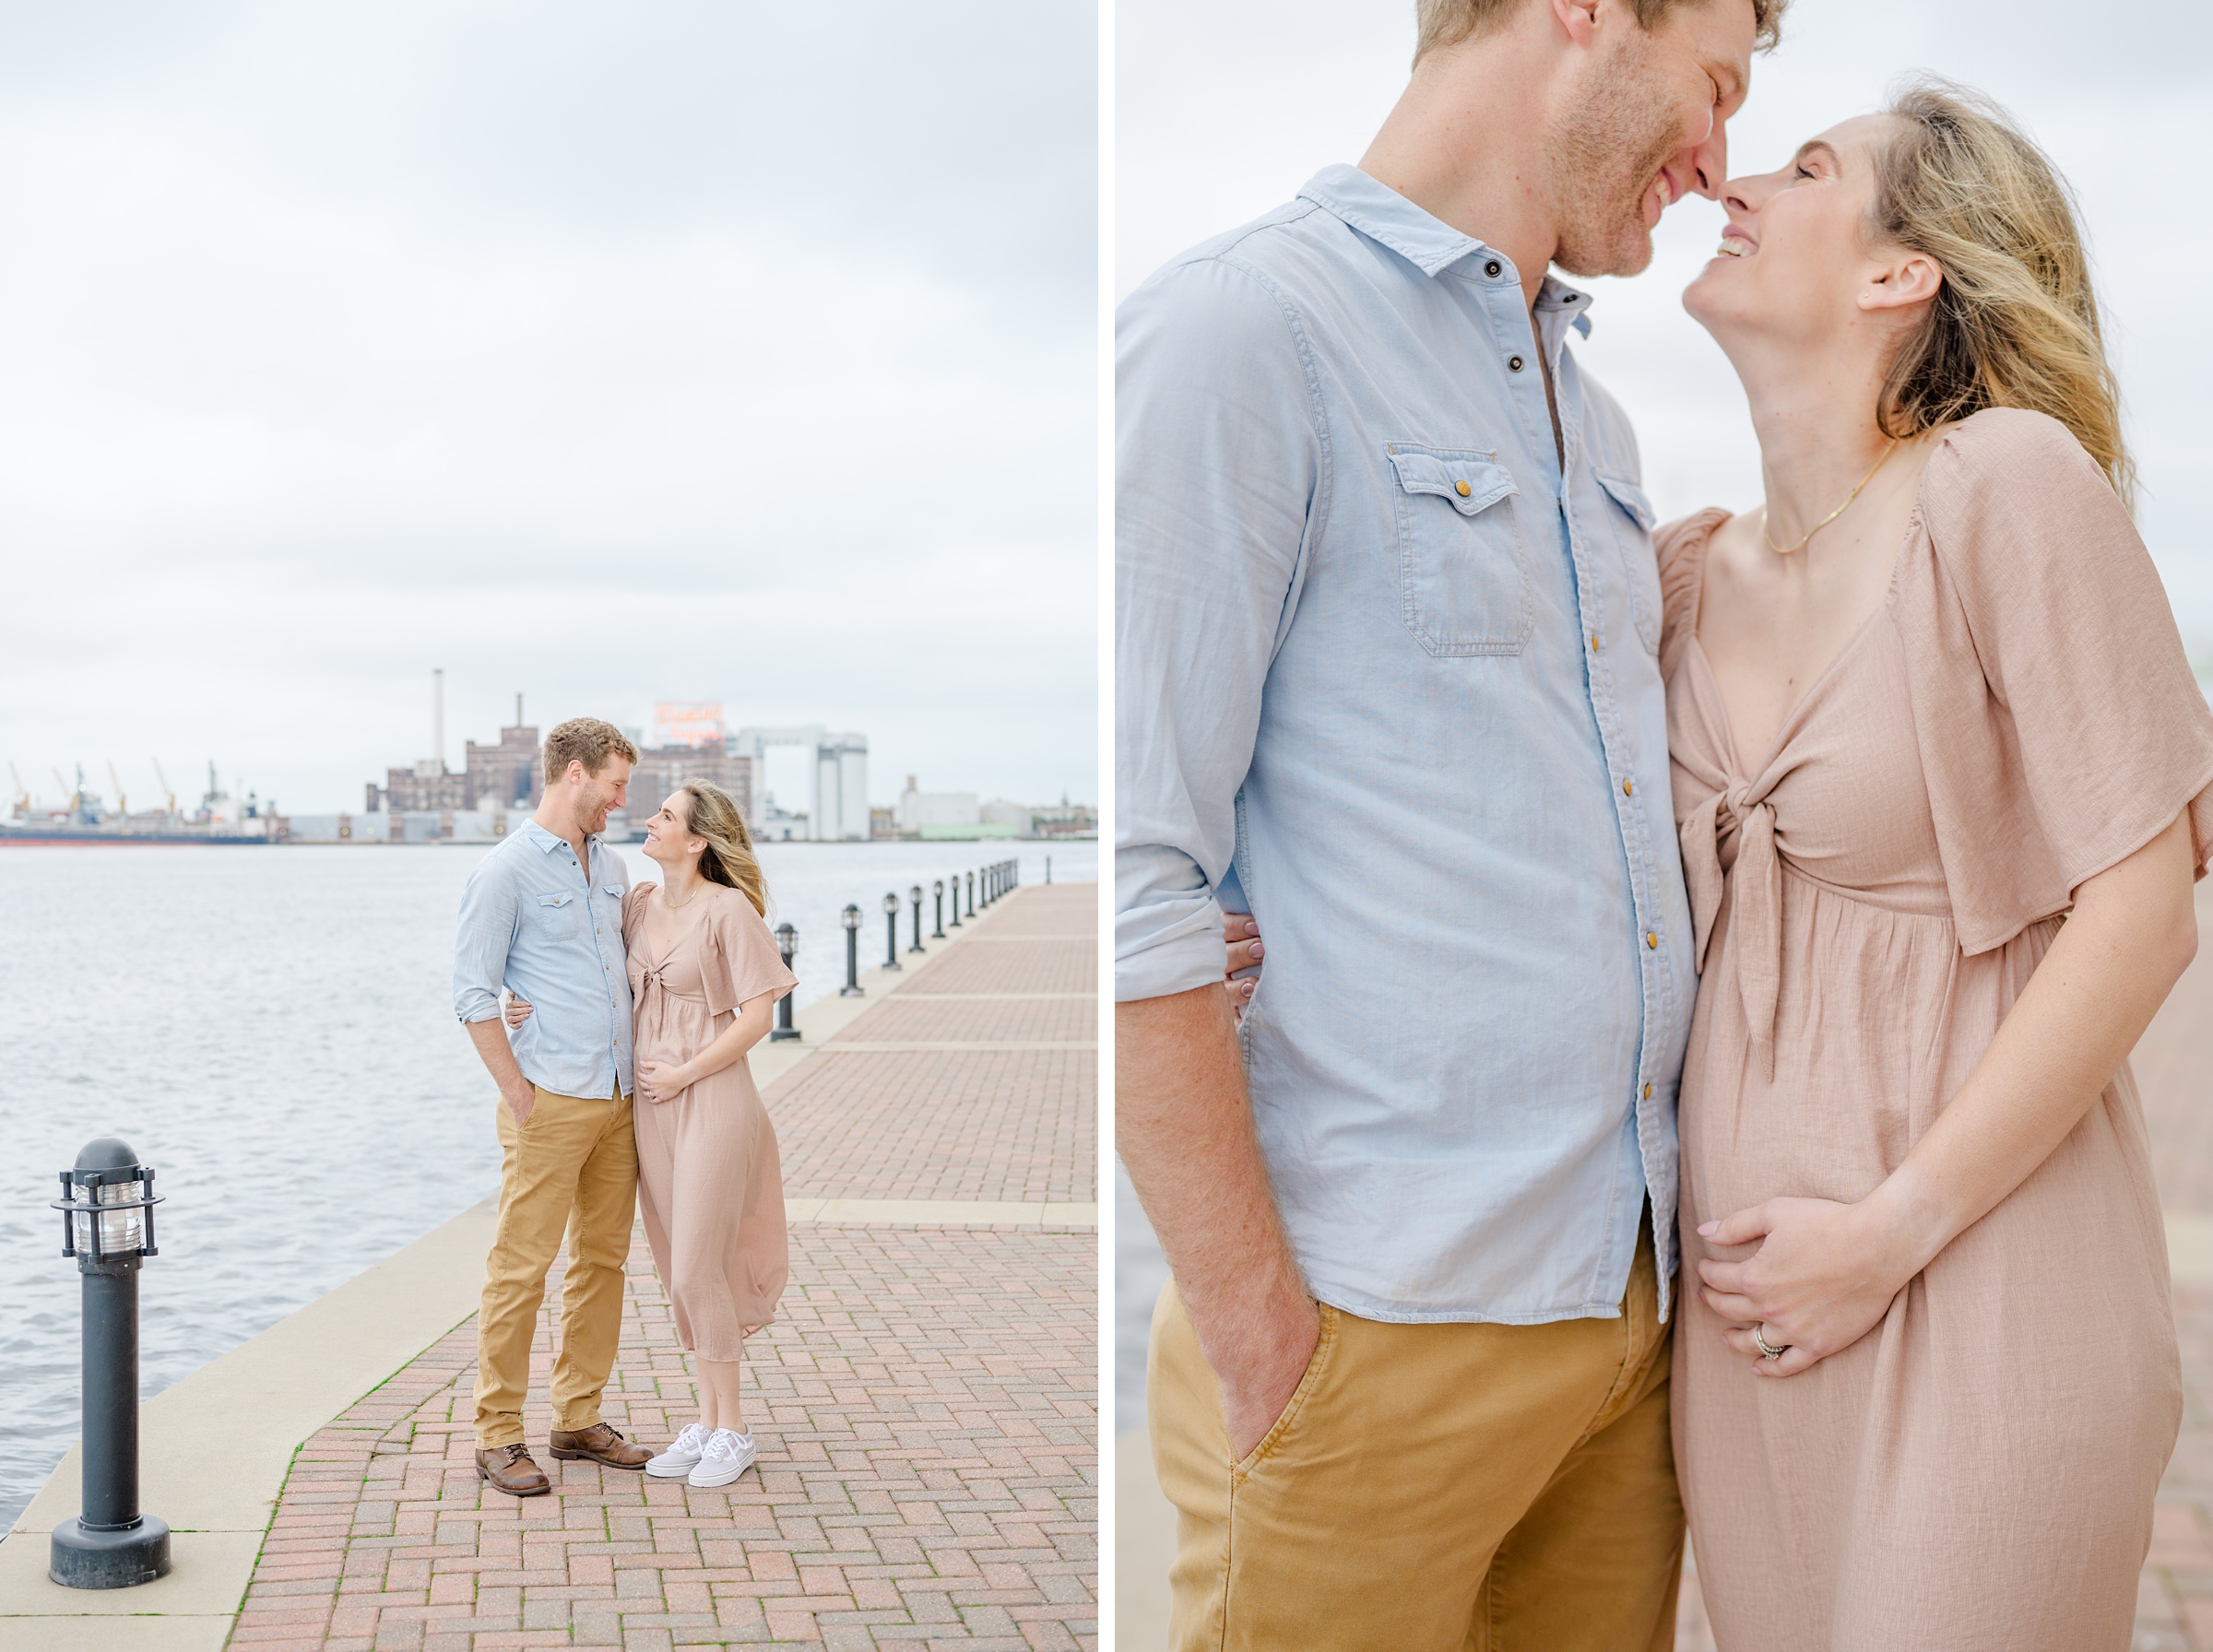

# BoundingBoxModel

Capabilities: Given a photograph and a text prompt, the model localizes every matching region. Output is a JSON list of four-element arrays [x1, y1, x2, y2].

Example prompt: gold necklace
[[1761, 439, 1899, 556]]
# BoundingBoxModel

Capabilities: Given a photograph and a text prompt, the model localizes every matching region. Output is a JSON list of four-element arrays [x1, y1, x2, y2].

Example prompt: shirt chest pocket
[[1388, 445, 1532, 656], [533, 891, 581, 936], [1595, 471, 1663, 655]]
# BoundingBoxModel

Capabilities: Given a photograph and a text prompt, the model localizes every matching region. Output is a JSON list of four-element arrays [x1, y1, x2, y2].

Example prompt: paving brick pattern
[[900, 944, 1093, 998], [827, 997, 1093, 1047], [1675, 881, 2213, 1650], [773, 1051, 1095, 1205], [226, 883, 1099, 1651]]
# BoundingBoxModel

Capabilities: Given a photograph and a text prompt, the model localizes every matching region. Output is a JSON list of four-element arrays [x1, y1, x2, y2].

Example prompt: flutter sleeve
[[1653, 509, 1729, 678], [699, 890, 799, 1018], [1895, 407, 2213, 955], [621, 883, 657, 949]]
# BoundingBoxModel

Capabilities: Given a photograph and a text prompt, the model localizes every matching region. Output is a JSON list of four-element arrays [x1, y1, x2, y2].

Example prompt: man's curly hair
[[1414, 0, 1788, 65]]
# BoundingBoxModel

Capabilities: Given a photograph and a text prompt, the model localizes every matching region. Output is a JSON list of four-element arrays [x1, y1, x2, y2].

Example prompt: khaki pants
[[1149, 1222, 1681, 1651], [474, 1085, 638, 1448]]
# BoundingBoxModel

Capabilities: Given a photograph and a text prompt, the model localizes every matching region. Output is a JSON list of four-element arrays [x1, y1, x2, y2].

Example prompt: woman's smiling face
[[1683, 112, 1914, 348]]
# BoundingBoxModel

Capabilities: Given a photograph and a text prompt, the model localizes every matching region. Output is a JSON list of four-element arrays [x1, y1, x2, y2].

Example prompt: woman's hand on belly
[[1695, 1196, 1923, 1377], [637, 1059, 696, 1104]]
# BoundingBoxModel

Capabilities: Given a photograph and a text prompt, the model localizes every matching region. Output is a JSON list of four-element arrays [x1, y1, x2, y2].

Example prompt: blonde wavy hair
[[673, 780, 767, 915], [1872, 78, 2133, 506]]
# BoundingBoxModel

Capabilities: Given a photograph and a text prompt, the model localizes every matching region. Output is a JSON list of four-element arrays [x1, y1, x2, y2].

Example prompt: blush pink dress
[[1660, 409, 2213, 1649], [622, 882, 797, 1360]]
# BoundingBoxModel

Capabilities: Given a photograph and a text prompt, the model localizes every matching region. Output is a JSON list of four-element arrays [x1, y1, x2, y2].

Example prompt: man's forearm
[[465, 1017, 531, 1098], [1118, 984, 1317, 1451]]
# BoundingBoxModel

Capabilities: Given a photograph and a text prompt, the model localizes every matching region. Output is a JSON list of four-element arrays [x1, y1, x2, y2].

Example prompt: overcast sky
[[1118, 0, 2213, 663], [0, 1, 1096, 818]]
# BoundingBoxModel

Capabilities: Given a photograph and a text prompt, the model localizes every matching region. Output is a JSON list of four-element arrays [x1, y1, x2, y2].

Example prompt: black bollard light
[[948, 875, 963, 928], [908, 884, 925, 953], [882, 891, 903, 971], [840, 903, 865, 997], [49, 1139, 169, 1589], [1046, 855, 1052, 884], [966, 870, 976, 919], [771, 923, 801, 1041], [932, 879, 946, 938]]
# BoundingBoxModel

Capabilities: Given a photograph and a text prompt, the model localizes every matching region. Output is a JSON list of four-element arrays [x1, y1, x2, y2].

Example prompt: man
[[1116, 0, 1781, 1644], [453, 716, 654, 1495]]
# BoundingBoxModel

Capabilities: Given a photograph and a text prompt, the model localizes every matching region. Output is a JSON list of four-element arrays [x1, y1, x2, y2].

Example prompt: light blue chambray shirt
[[452, 820, 634, 1101], [1116, 166, 1697, 1325]]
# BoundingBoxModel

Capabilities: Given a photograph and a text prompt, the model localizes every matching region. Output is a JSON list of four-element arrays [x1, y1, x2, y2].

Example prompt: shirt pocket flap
[[600, 884, 624, 897], [1596, 472, 1657, 530], [538, 891, 574, 910], [1390, 450, 1518, 516]]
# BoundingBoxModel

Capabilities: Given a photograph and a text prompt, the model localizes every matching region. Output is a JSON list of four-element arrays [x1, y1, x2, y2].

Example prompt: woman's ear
[[1861, 251, 1942, 313]]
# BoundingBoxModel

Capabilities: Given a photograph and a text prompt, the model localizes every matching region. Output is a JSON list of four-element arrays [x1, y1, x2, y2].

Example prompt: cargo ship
[[3, 761, 275, 845]]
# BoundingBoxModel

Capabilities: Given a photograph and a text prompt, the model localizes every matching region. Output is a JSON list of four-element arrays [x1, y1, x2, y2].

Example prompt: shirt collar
[[520, 819, 597, 857], [1298, 163, 1594, 337]]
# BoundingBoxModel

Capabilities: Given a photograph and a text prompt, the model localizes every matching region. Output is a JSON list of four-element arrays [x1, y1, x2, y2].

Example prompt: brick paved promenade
[[226, 882, 1097, 1652], [1676, 880, 2213, 1650]]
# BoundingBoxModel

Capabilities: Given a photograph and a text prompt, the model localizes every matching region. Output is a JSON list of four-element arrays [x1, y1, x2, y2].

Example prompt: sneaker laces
[[702, 1428, 742, 1458], [670, 1423, 707, 1453]]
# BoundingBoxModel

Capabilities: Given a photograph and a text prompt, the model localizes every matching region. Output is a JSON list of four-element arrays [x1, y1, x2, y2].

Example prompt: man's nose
[[1688, 119, 1730, 202]]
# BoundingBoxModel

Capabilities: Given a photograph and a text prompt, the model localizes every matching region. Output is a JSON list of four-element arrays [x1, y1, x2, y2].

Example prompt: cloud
[[0, 1, 1098, 815]]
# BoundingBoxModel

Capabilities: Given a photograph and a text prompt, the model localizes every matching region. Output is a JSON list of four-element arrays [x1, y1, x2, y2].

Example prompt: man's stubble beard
[[1546, 38, 1686, 280]]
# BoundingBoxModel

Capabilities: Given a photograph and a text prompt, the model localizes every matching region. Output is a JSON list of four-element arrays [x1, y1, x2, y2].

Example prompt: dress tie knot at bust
[[1679, 779, 1785, 1080]]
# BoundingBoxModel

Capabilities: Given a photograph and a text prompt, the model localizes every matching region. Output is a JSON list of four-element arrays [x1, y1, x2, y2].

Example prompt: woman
[[508, 779, 793, 1489], [1230, 82, 2213, 1645]]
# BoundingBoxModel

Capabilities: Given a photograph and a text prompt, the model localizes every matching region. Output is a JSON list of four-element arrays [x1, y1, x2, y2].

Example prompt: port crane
[[6, 761, 28, 816], [106, 760, 128, 818], [151, 758, 176, 817]]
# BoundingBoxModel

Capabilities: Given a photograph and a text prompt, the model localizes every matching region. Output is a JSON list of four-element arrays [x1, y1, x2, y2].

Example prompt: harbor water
[[0, 837, 1092, 1528]]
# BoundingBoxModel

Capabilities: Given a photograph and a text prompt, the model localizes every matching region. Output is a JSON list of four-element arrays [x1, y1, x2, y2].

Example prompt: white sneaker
[[645, 1423, 710, 1478], [686, 1428, 757, 1487]]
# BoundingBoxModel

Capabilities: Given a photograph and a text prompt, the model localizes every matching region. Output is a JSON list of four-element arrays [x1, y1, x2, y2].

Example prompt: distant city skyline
[[0, 2, 1097, 815]]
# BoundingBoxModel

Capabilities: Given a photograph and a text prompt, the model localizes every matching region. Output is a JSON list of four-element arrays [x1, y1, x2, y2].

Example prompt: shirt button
[[1590, 632, 1600, 651], [1622, 780, 1633, 796], [1643, 1082, 1653, 1100], [1508, 355, 1525, 372], [1454, 479, 1472, 498], [1485, 259, 1502, 278], [1646, 932, 1659, 950]]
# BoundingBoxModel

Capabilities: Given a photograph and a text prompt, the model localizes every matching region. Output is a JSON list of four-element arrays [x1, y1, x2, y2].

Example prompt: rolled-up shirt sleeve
[[453, 856, 516, 1024], [1115, 252, 1324, 1002]]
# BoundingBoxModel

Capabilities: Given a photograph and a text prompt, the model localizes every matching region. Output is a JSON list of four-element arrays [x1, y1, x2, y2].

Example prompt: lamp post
[[882, 892, 903, 971], [932, 879, 946, 939], [840, 903, 864, 997], [771, 923, 801, 1041], [965, 870, 976, 919], [908, 885, 925, 953], [49, 1139, 169, 1590], [948, 874, 962, 928], [1046, 855, 1052, 884]]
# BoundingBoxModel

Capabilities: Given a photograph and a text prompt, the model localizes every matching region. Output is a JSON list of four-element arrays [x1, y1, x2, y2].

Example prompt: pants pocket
[[1232, 1303, 1340, 1481]]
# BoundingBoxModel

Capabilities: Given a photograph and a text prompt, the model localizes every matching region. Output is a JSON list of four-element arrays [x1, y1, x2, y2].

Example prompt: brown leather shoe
[[475, 1443, 550, 1497], [549, 1422, 651, 1470]]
